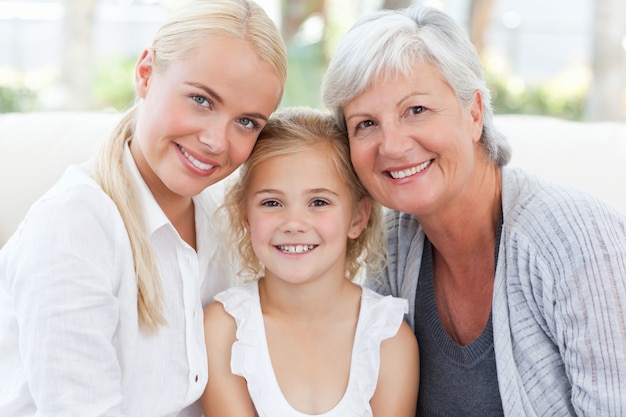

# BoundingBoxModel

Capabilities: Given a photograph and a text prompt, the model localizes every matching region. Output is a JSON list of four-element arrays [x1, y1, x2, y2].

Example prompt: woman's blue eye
[[238, 117, 259, 129], [192, 95, 211, 107]]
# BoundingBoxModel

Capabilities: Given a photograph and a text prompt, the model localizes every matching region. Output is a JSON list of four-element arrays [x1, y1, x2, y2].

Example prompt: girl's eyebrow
[[253, 188, 339, 196], [308, 188, 339, 197], [254, 188, 282, 196]]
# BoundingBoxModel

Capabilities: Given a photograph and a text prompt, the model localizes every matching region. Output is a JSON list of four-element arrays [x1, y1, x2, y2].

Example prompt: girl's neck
[[258, 276, 361, 323]]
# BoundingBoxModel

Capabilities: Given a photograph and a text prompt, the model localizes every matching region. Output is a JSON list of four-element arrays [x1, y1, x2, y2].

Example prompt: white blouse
[[0, 145, 233, 416]]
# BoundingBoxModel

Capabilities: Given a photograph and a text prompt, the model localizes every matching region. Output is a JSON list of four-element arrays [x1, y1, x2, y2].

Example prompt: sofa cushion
[[0, 112, 121, 246], [496, 115, 626, 215]]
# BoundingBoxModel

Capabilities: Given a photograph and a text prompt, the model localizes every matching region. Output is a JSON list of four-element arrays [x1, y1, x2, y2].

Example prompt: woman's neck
[[420, 164, 502, 279]]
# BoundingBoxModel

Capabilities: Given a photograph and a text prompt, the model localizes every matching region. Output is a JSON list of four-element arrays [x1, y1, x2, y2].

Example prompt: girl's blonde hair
[[92, 0, 287, 332], [223, 107, 386, 282]]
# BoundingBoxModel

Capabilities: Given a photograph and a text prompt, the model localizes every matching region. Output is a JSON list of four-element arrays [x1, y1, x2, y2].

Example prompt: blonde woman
[[0, 1, 286, 415], [201, 107, 419, 417]]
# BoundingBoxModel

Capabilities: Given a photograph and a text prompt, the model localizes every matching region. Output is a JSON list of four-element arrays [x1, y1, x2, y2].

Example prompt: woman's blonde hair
[[223, 107, 386, 282], [92, 0, 287, 332]]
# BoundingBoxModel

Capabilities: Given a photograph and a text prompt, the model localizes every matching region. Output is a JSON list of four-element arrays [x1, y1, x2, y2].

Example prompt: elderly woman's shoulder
[[383, 209, 420, 229], [501, 167, 625, 232], [381, 209, 424, 253]]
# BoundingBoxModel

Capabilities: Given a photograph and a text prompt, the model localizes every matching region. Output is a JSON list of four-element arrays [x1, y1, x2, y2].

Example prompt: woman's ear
[[348, 197, 371, 239], [470, 90, 484, 143], [135, 49, 154, 99]]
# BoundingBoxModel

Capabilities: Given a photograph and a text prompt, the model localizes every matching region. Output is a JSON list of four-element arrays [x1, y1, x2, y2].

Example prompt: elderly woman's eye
[[357, 120, 375, 129], [409, 106, 425, 115]]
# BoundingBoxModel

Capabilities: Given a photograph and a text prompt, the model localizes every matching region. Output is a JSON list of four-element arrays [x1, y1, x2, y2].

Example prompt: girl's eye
[[310, 199, 329, 207], [408, 106, 425, 115], [192, 95, 212, 108], [238, 117, 260, 130], [261, 200, 281, 207]]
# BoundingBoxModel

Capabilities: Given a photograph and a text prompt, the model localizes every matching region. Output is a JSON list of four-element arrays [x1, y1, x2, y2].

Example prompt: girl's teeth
[[389, 160, 432, 179], [178, 145, 214, 171], [278, 245, 315, 253]]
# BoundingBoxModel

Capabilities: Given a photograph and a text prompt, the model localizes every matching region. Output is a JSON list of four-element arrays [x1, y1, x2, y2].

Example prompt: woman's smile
[[387, 159, 433, 179], [176, 144, 216, 171]]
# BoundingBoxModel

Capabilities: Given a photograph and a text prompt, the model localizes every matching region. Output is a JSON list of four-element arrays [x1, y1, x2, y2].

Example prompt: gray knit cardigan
[[367, 167, 626, 416]]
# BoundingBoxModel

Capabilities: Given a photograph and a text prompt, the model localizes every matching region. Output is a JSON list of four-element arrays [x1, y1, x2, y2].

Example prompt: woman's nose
[[379, 122, 413, 159], [198, 121, 228, 154]]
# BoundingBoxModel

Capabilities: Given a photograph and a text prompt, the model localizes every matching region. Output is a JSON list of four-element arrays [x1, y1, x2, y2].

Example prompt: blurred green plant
[[93, 56, 136, 111], [0, 85, 38, 112], [281, 42, 326, 109], [485, 66, 589, 121]]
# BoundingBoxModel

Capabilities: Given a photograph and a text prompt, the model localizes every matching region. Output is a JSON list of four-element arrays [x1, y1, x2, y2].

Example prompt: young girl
[[201, 107, 419, 417], [0, 1, 286, 416]]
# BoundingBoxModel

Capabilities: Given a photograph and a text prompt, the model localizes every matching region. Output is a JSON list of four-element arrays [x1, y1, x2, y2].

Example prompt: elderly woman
[[322, 5, 626, 417]]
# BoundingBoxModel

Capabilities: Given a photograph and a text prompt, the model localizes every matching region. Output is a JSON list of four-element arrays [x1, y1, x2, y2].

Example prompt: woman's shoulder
[[7, 163, 123, 248], [502, 167, 624, 230], [500, 167, 626, 281], [33, 162, 114, 214], [382, 209, 424, 254], [1, 163, 132, 289], [383, 209, 420, 233]]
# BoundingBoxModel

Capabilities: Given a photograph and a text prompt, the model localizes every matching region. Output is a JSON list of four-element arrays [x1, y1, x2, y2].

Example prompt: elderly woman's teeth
[[389, 160, 432, 179]]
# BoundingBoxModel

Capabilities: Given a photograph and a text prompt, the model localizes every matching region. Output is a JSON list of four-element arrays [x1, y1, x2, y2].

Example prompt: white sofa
[[1, 111, 625, 246]]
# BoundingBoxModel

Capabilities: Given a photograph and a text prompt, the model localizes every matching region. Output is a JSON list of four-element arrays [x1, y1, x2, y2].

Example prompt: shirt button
[[195, 374, 199, 382]]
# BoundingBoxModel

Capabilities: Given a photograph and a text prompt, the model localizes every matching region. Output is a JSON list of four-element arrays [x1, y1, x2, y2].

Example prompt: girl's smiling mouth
[[276, 244, 318, 254]]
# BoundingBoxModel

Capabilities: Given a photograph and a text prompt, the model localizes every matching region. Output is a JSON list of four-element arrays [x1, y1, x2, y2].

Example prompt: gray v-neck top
[[414, 216, 504, 417]]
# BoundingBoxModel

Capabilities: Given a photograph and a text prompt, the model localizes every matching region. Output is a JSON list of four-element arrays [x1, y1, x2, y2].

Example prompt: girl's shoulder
[[359, 286, 409, 340], [209, 281, 261, 333]]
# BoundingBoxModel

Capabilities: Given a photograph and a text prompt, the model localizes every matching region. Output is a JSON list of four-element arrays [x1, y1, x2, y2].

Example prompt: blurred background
[[1, 0, 625, 120]]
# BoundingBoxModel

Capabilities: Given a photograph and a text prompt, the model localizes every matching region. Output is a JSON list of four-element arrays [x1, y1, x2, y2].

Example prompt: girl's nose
[[280, 207, 309, 234]]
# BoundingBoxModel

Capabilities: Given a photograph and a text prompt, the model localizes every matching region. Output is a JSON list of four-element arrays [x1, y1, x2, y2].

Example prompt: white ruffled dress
[[214, 281, 408, 417]]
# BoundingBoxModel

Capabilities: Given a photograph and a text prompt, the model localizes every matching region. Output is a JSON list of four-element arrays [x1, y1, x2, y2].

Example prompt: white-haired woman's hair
[[322, 5, 511, 166]]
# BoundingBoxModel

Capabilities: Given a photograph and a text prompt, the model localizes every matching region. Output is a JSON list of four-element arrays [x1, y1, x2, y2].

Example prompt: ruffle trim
[[216, 282, 408, 416]]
